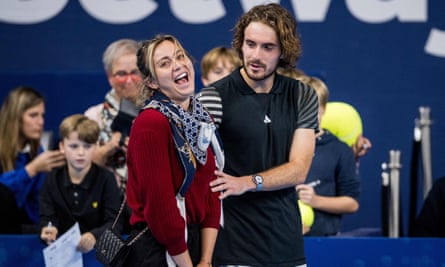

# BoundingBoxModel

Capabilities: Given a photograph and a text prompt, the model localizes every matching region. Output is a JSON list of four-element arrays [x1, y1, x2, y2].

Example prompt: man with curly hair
[[198, 3, 318, 267]]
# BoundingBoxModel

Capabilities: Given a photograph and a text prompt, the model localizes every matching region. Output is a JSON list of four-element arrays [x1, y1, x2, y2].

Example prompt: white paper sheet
[[42, 222, 83, 267]]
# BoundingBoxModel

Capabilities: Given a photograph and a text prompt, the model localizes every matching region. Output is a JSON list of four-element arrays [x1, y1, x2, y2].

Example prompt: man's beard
[[244, 62, 276, 81]]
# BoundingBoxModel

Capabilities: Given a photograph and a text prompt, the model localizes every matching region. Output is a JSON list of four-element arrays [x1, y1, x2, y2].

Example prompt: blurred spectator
[[0, 86, 65, 234], [84, 38, 142, 191], [276, 67, 310, 84], [200, 46, 242, 87], [277, 67, 372, 161], [39, 114, 121, 253], [295, 76, 360, 236]]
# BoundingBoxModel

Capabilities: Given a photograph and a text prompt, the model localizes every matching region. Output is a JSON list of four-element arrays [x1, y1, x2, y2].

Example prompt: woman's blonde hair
[[0, 86, 45, 172]]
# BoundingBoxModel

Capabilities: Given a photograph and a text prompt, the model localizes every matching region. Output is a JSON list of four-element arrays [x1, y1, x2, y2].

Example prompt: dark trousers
[[124, 223, 200, 267]]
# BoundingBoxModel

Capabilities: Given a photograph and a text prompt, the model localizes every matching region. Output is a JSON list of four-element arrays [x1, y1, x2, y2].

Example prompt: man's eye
[[246, 41, 255, 48]]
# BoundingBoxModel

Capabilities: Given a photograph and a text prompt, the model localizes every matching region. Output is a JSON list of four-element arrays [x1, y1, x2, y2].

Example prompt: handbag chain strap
[[127, 227, 148, 246], [111, 194, 149, 245], [111, 194, 127, 230]]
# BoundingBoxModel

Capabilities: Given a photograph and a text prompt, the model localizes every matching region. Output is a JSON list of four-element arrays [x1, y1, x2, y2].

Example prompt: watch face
[[254, 175, 263, 184]]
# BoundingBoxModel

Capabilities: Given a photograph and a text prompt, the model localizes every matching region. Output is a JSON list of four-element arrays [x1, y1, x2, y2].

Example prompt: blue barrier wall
[[1, 1, 445, 234], [0, 235, 444, 267], [0, 235, 101, 267]]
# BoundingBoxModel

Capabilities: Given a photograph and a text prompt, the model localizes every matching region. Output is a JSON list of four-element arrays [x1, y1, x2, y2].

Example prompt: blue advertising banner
[[1, 235, 444, 267], [1, 0, 444, 234]]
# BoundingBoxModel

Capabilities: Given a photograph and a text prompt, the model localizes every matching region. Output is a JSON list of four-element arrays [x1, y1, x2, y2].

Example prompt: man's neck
[[240, 67, 274, 94]]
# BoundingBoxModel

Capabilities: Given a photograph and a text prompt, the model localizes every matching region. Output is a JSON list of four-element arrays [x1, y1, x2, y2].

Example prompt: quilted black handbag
[[95, 196, 147, 267]]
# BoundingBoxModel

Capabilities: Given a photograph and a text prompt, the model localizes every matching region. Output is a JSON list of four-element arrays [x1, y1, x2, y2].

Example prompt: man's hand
[[210, 170, 255, 199]]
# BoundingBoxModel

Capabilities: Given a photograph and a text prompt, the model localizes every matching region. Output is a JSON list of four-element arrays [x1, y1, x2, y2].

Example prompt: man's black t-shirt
[[198, 68, 318, 266]]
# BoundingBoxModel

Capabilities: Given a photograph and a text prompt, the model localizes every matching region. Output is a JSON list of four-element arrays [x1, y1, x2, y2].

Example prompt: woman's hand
[[26, 150, 65, 177]]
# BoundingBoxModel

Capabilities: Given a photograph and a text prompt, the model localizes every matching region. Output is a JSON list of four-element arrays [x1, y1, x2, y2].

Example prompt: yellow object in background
[[321, 101, 363, 147], [298, 200, 314, 227]]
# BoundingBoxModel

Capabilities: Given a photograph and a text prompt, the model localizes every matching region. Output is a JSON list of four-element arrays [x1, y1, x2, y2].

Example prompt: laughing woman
[[124, 35, 222, 267]]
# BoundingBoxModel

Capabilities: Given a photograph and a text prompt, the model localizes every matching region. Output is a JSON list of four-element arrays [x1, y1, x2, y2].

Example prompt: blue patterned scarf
[[142, 91, 214, 196]]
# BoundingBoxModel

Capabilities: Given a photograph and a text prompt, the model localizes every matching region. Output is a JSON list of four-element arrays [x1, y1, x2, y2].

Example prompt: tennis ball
[[320, 101, 363, 147], [298, 200, 314, 227]]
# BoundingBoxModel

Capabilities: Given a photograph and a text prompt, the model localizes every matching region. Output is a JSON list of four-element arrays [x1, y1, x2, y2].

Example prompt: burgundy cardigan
[[126, 109, 220, 255]]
